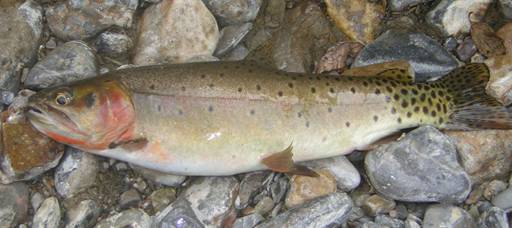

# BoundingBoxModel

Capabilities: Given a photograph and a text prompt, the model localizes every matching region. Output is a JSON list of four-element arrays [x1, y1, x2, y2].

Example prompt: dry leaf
[[471, 21, 506, 58], [314, 42, 364, 74]]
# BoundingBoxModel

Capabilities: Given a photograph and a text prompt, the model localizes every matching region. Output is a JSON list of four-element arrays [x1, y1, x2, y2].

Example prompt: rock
[[479, 207, 509, 228], [405, 214, 422, 228], [119, 189, 141, 209], [233, 213, 264, 228], [130, 166, 185, 187], [391, 204, 409, 220], [444, 37, 459, 52], [64, 200, 100, 228], [0, 183, 29, 228], [483, 180, 508, 201], [254, 196, 274, 215], [95, 209, 151, 228], [285, 169, 337, 208], [256, 192, 352, 228], [390, 0, 434, 11], [221, 44, 250, 61], [46, 0, 138, 40], [501, 0, 512, 19], [353, 29, 459, 81], [497, 22, 512, 54], [268, 174, 289, 203], [54, 147, 99, 198], [492, 187, 512, 210], [236, 171, 267, 209], [324, 0, 385, 44], [0, 0, 42, 93], [446, 130, 512, 184], [94, 31, 133, 56], [423, 204, 476, 228], [456, 37, 477, 62], [32, 197, 61, 228], [365, 126, 471, 203], [153, 197, 203, 228], [214, 23, 253, 57], [149, 188, 176, 212], [485, 23, 512, 105], [133, 0, 219, 65], [244, 0, 286, 51], [375, 214, 405, 228], [302, 155, 360, 191], [30, 192, 44, 211], [426, 0, 493, 36], [361, 195, 396, 216], [203, 0, 262, 26]]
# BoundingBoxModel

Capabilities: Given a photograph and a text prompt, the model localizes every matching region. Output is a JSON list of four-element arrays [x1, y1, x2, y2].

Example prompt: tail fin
[[437, 63, 512, 130]]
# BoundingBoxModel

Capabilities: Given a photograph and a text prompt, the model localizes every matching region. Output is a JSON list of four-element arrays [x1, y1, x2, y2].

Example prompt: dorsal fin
[[343, 60, 415, 82]]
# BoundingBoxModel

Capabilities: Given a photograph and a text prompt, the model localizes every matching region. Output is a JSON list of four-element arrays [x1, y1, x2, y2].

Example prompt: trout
[[25, 61, 512, 176]]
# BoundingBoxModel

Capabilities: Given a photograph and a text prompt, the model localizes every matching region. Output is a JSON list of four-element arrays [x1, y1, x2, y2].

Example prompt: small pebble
[[149, 188, 176, 212], [32, 197, 61, 228], [362, 194, 396, 216], [483, 180, 507, 201], [119, 189, 141, 209]]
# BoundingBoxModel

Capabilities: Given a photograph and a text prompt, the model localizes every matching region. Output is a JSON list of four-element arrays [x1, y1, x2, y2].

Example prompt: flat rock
[[215, 23, 253, 56], [479, 206, 509, 228], [390, 0, 434, 11], [302, 155, 360, 191], [285, 169, 337, 208], [365, 126, 471, 203], [203, 0, 262, 26], [55, 147, 99, 198], [133, 0, 219, 65], [95, 208, 151, 228], [492, 187, 512, 211], [353, 29, 459, 81], [94, 31, 133, 56], [0, 183, 29, 228], [426, 0, 493, 36], [423, 204, 476, 228], [32, 197, 61, 228], [130, 165, 186, 187], [64, 200, 100, 228]]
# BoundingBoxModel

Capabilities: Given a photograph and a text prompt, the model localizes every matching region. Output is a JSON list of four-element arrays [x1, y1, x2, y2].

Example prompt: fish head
[[26, 78, 136, 150]]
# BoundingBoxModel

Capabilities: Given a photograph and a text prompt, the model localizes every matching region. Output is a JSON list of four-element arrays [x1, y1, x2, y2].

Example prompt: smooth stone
[[233, 213, 264, 228], [485, 23, 512, 105], [119, 189, 141, 209], [375, 214, 405, 228], [0, 183, 29, 228], [423, 205, 476, 228], [130, 165, 186, 187], [95, 209, 152, 228], [362, 194, 396, 216], [64, 200, 100, 228], [479, 207, 509, 228], [30, 192, 44, 211], [46, 0, 138, 40], [256, 192, 353, 228], [149, 188, 176, 212], [244, 0, 286, 51], [365, 126, 471, 203], [25, 41, 98, 89], [32, 197, 61, 228], [153, 197, 203, 228], [285, 169, 337, 208], [483, 180, 508, 201], [390, 0, 434, 11], [133, 0, 219, 65], [353, 29, 459, 81], [302, 155, 361, 191], [501, 0, 512, 19], [221, 44, 249, 61], [254, 196, 274, 215], [446, 130, 512, 184], [214, 23, 253, 56], [203, 0, 262, 26], [94, 31, 133, 56], [492, 187, 512, 211], [55, 147, 99, 198], [405, 214, 422, 228], [324, 0, 385, 44], [456, 37, 477, 62], [426, 0, 493, 36], [236, 171, 267, 209]]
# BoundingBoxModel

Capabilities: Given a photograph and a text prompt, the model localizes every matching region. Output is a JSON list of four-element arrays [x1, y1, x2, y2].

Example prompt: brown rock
[[362, 194, 396, 216], [471, 21, 506, 58], [314, 41, 364, 74], [485, 22, 512, 105], [497, 22, 512, 55], [285, 169, 337, 208]]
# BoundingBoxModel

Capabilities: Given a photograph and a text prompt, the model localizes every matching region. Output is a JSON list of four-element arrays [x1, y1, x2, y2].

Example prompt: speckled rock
[[353, 29, 459, 81], [203, 0, 262, 26], [33, 197, 61, 228], [492, 187, 512, 211], [133, 0, 219, 65], [390, 0, 434, 11], [365, 126, 471, 203], [483, 180, 508, 201], [236, 171, 267, 209], [233, 213, 264, 228], [256, 192, 352, 228], [214, 23, 253, 57], [302, 155, 360, 191], [24, 41, 98, 89], [362, 195, 396, 216], [46, 0, 138, 40], [130, 165, 186, 187], [426, 0, 493, 36], [423, 205, 476, 228], [64, 200, 100, 228], [285, 169, 337, 208], [0, 183, 29, 228], [55, 147, 99, 198], [93, 31, 133, 56], [446, 130, 512, 184], [149, 188, 176, 212], [325, 0, 385, 44], [95, 209, 151, 228], [479, 207, 509, 228], [501, 0, 512, 19]]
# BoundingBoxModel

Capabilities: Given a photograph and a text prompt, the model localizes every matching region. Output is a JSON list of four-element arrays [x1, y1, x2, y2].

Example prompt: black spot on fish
[[423, 107, 428, 114], [439, 118, 444, 124], [375, 81, 382, 86], [298, 112, 302, 118], [400, 89, 408, 95], [201, 74, 206, 79], [238, 87, 243, 92], [248, 69, 253, 73], [428, 98, 433, 106], [350, 88, 356, 93], [414, 106, 420, 113], [443, 104, 447, 113], [436, 103, 441, 112], [329, 88, 335, 93], [431, 111, 436, 117], [208, 106, 213, 112], [375, 89, 381, 95], [149, 84, 156, 90], [309, 76, 313, 80], [278, 91, 283, 97], [401, 100, 408, 108], [390, 81, 397, 87], [391, 107, 396, 114], [328, 107, 332, 113], [363, 81, 369, 87], [431, 90, 437, 98], [393, 94, 400, 101], [250, 110, 255, 115], [326, 82, 330, 86], [178, 109, 183, 115], [345, 122, 350, 127], [311, 87, 316, 93], [84, 92, 96, 108], [220, 73, 225, 77], [397, 117, 402, 123], [288, 83, 294, 88], [305, 121, 310, 128], [420, 94, 426, 102], [411, 98, 417, 105], [316, 76, 321, 80], [385, 96, 391, 103], [373, 115, 378, 122], [256, 85, 261, 91], [292, 76, 297, 80], [386, 86, 393, 93], [181, 86, 186, 91], [412, 89, 418, 95], [157, 105, 162, 112], [407, 112, 412, 118], [209, 83, 214, 88], [335, 77, 341, 82]]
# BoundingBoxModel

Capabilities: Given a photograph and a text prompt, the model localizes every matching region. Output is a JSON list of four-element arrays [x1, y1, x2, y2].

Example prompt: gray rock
[[426, 0, 493, 36], [254, 196, 274, 215], [30, 192, 44, 211], [119, 189, 141, 209], [256, 192, 352, 227], [236, 171, 267, 209], [95, 209, 151, 228], [55, 147, 99, 198], [222, 44, 250, 61], [501, 0, 512, 19], [492, 187, 512, 211], [375, 215, 405, 228], [302, 155, 361, 191], [390, 0, 434, 11], [94, 32, 133, 56], [0, 183, 29, 228], [215, 23, 253, 56], [479, 207, 509, 228], [365, 126, 471, 203], [233, 213, 264, 228], [64, 200, 100, 228], [361, 194, 396, 216], [456, 37, 477, 62], [423, 205, 476, 228], [25, 41, 98, 89], [154, 197, 203, 228], [203, 0, 262, 26], [130, 165, 186, 187], [149, 188, 176, 212], [483, 180, 508, 201], [444, 37, 459, 52], [405, 214, 422, 228], [46, 0, 138, 40], [353, 30, 459, 81], [33, 197, 61, 228]]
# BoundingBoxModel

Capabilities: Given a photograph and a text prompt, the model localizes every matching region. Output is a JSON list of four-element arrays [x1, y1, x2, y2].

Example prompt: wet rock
[[119, 189, 141, 209], [130, 165, 186, 187], [492, 187, 512, 210], [285, 169, 337, 208], [479, 207, 509, 228], [501, 0, 512, 19], [233, 213, 264, 228], [446, 130, 512, 184], [55, 147, 99, 198], [33, 197, 61, 228], [483, 180, 507, 201], [426, 0, 492, 36], [365, 126, 471, 203], [390, 0, 434, 11], [236, 171, 267, 209], [361, 194, 396, 216], [353, 29, 459, 81], [375, 214, 405, 227], [0, 183, 29, 228], [221, 44, 250, 61], [154, 197, 203, 228], [254, 196, 274, 215], [24, 41, 98, 89], [149, 188, 176, 212], [64, 200, 100, 228], [203, 0, 262, 26], [456, 37, 477, 62], [95, 208, 151, 228], [423, 205, 476, 228], [256, 192, 352, 228], [133, 0, 219, 65], [214, 23, 253, 57], [324, 0, 385, 44], [302, 155, 360, 191], [46, 0, 138, 40], [94, 31, 133, 56], [0, 0, 42, 93]]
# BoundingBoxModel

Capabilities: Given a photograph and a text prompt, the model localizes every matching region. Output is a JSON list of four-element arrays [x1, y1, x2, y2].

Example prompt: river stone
[[153, 197, 203, 228], [55, 147, 99, 198], [32, 197, 61, 228], [365, 126, 471, 203], [362, 194, 396, 216], [492, 187, 512, 211], [236, 171, 267, 209], [479, 207, 509, 228], [285, 169, 337, 208], [222, 44, 250, 61], [485, 23, 512, 105], [133, 0, 219, 65], [0, 183, 29, 228], [426, 0, 493, 36], [302, 155, 360, 191], [149, 188, 176, 212], [203, 0, 262, 26], [94, 31, 133, 56], [353, 29, 459, 81], [95, 208, 151, 228], [233, 213, 264, 228], [390, 0, 434, 11], [214, 23, 253, 57], [119, 189, 141, 209], [130, 165, 186, 187], [501, 0, 512, 19], [64, 200, 100, 228], [423, 204, 476, 228]]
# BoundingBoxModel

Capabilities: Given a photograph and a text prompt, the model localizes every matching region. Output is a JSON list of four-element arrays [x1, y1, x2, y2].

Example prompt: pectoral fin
[[261, 144, 319, 177], [109, 138, 148, 151]]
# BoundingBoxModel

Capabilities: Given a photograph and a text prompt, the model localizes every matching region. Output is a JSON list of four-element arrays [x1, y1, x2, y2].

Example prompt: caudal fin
[[437, 63, 512, 130]]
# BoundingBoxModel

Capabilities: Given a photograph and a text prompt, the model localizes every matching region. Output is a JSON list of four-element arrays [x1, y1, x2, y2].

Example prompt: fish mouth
[[26, 103, 86, 141]]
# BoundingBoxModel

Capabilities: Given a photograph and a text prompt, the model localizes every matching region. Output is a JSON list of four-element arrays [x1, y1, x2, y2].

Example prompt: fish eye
[[55, 92, 72, 105]]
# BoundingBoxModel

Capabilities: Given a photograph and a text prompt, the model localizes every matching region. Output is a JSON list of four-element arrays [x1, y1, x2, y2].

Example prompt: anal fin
[[261, 144, 319, 177]]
